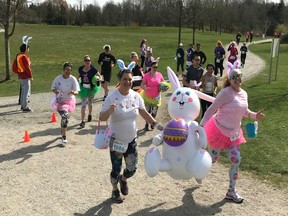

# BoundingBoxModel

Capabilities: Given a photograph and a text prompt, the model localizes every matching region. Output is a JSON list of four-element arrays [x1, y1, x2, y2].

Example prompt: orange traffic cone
[[51, 112, 57, 122], [24, 130, 31, 142]]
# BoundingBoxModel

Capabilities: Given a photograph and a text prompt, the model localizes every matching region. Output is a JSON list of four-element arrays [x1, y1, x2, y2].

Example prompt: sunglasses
[[230, 73, 243, 80], [152, 66, 158, 69], [84, 59, 91, 62]]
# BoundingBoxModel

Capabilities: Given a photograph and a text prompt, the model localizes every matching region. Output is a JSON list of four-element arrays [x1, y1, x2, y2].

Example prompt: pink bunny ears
[[226, 60, 241, 80]]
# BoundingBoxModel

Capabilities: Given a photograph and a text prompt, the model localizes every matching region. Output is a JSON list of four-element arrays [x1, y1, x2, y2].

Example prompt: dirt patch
[[1, 42, 287, 215]]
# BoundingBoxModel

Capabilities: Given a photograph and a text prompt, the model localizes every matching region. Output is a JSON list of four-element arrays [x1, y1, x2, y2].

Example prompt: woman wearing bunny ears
[[99, 59, 163, 203], [140, 61, 164, 131], [200, 61, 265, 203]]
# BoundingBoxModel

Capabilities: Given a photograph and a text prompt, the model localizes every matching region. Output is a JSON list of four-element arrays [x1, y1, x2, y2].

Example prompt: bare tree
[[0, 0, 22, 80], [185, 0, 203, 44]]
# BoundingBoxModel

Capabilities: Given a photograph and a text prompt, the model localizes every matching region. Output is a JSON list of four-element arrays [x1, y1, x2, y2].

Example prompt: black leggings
[[200, 93, 213, 118], [110, 139, 138, 185], [140, 55, 145, 68]]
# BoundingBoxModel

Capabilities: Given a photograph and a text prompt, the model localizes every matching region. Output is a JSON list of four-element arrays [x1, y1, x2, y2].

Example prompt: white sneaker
[[62, 136, 68, 146], [225, 189, 244, 203]]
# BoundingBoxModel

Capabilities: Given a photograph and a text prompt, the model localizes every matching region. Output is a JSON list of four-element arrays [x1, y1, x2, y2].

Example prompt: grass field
[[0, 25, 287, 188], [239, 43, 288, 188], [0, 24, 234, 95]]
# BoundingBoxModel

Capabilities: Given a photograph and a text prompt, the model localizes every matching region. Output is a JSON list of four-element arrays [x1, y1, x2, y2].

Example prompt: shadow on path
[[0, 137, 61, 164], [74, 198, 113, 216], [129, 187, 227, 216]]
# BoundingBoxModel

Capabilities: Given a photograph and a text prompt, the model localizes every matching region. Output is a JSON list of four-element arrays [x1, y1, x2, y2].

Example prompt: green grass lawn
[[0, 24, 233, 96], [0, 25, 287, 188], [239, 43, 288, 188]]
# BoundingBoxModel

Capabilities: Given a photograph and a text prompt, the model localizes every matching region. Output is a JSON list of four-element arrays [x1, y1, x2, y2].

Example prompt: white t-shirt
[[100, 89, 145, 143], [51, 75, 80, 100]]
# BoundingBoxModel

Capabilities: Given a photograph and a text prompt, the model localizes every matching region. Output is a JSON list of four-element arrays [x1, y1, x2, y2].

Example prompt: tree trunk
[[4, 25, 11, 81], [192, 27, 196, 45]]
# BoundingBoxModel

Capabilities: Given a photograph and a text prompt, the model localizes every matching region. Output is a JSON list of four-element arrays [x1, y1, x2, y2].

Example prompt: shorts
[[101, 71, 112, 83]]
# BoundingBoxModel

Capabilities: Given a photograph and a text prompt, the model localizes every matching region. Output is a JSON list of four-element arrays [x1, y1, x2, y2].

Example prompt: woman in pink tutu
[[51, 62, 80, 145], [200, 66, 264, 203]]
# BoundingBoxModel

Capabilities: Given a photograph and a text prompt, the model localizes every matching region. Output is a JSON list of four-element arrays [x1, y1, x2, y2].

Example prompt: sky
[[35, 0, 283, 8], [66, 0, 122, 8], [62, 0, 284, 8]]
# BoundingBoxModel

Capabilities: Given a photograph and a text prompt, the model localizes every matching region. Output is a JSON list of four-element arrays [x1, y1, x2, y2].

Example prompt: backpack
[[12, 54, 24, 73], [12, 55, 19, 73]]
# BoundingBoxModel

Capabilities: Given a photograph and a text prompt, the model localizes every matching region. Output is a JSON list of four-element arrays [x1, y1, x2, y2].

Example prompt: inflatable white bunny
[[144, 67, 215, 180]]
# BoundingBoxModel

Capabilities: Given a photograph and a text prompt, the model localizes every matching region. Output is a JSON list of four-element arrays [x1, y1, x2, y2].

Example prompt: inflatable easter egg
[[159, 81, 171, 92], [163, 118, 188, 147]]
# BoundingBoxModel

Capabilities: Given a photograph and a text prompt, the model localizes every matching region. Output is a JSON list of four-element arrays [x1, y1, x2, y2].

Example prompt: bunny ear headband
[[22, 35, 32, 45], [226, 60, 241, 80], [117, 59, 136, 72]]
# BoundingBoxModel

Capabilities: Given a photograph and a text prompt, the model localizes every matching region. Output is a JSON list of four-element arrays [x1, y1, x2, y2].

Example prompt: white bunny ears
[[117, 59, 136, 71], [103, 44, 111, 50], [22, 35, 32, 45], [226, 60, 241, 79]]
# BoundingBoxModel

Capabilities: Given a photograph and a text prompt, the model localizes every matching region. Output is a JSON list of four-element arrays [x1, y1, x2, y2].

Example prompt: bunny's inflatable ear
[[167, 66, 181, 90], [195, 91, 215, 103], [127, 61, 136, 71], [233, 60, 241, 69], [117, 59, 126, 71]]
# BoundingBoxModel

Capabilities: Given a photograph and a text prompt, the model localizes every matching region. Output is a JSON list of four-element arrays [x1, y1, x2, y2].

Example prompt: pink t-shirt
[[143, 71, 164, 98], [200, 86, 256, 137]]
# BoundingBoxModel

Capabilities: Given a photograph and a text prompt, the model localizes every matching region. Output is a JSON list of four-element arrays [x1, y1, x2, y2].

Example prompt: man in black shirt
[[98, 45, 116, 101], [176, 43, 185, 76], [182, 54, 204, 89], [194, 43, 207, 67]]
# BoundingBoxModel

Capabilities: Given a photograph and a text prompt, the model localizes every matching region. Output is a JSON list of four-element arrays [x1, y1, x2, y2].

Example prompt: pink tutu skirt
[[51, 96, 76, 113], [204, 116, 246, 150]]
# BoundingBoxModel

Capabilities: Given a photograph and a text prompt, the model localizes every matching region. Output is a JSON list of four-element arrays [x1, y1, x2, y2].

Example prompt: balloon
[[144, 147, 161, 177], [163, 118, 188, 147], [186, 149, 212, 179], [159, 81, 171, 92], [144, 66, 212, 181]]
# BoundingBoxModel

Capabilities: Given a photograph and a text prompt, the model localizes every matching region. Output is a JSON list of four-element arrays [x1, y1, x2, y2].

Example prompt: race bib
[[241, 51, 246, 54], [132, 76, 142, 81], [110, 138, 128, 153], [230, 56, 235, 60], [83, 83, 91, 88], [216, 59, 221, 63], [205, 82, 213, 92], [155, 95, 160, 102], [189, 80, 196, 86], [230, 133, 240, 142]]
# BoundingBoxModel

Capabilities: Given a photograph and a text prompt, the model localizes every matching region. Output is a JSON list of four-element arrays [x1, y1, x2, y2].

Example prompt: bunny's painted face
[[172, 89, 193, 109], [168, 88, 200, 122]]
